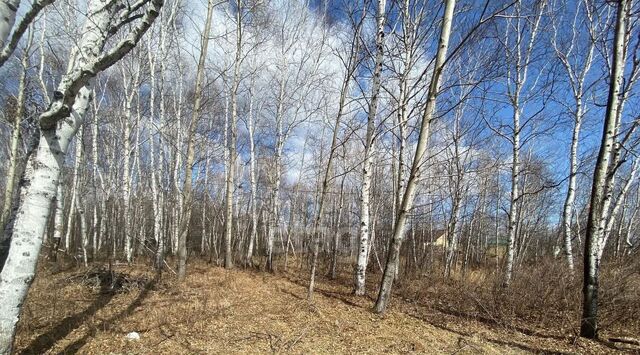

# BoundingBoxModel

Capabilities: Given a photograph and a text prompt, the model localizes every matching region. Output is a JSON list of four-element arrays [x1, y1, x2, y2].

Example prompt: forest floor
[[13, 259, 637, 354]]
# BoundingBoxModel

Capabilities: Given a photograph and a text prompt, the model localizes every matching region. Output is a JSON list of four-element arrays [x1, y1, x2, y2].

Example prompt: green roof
[[487, 237, 509, 247]]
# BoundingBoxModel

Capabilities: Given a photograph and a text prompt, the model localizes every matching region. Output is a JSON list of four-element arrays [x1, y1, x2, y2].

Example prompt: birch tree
[[0, 1, 162, 351], [375, 0, 456, 313], [551, 0, 599, 273], [0, 28, 32, 231], [120, 63, 141, 262], [308, 2, 364, 299], [355, 0, 386, 296], [581, 0, 631, 339], [0, 0, 52, 68], [494, 0, 547, 286], [244, 70, 258, 265], [223, 0, 244, 270], [177, 0, 214, 280]]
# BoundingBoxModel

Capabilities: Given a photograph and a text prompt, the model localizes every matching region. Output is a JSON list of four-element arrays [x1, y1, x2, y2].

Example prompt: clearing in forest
[[14, 262, 631, 354]]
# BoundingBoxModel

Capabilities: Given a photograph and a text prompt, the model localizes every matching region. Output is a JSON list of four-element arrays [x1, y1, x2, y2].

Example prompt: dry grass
[[395, 258, 640, 354], [12, 258, 638, 354]]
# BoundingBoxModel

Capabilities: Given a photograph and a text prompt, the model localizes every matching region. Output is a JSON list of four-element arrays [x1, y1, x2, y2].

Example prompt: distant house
[[427, 230, 451, 249], [432, 233, 447, 248], [486, 236, 509, 258]]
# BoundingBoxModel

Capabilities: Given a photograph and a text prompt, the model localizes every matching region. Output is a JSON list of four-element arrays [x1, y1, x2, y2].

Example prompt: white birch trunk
[[0, 0, 162, 350], [503, 0, 544, 286], [552, 1, 596, 273], [245, 84, 257, 265], [581, 0, 630, 339], [224, 1, 242, 269], [0, 87, 92, 353], [0, 32, 29, 230], [91, 101, 99, 258], [267, 78, 285, 272], [78, 197, 88, 267], [375, 0, 455, 313], [598, 160, 638, 260], [64, 127, 83, 252], [177, 0, 213, 279], [355, 0, 386, 296], [307, 11, 363, 298], [154, 1, 177, 269]]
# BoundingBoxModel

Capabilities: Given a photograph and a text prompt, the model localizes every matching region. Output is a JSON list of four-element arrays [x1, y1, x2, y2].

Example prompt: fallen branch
[[609, 337, 640, 346]]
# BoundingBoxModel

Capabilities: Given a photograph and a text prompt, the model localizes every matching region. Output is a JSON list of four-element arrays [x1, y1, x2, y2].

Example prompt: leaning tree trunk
[[307, 9, 363, 298], [0, 0, 162, 351], [0, 90, 93, 354], [581, 0, 629, 339], [375, 0, 456, 314]]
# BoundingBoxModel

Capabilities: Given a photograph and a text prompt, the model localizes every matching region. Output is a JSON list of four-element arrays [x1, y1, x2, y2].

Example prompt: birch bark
[[0, 29, 31, 231], [177, 0, 214, 280], [581, 0, 630, 339], [224, 0, 242, 269], [245, 81, 258, 265], [0, 0, 162, 350], [375, 0, 455, 313], [355, 0, 386, 296], [307, 8, 363, 298], [551, 0, 597, 273], [503, 0, 545, 286]]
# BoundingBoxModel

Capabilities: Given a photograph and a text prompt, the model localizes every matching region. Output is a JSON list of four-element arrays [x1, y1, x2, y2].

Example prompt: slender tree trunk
[[224, 0, 242, 269], [266, 75, 285, 272], [581, 0, 629, 339], [78, 198, 88, 267], [561, 117, 581, 272], [64, 126, 83, 252], [504, 107, 520, 286], [307, 7, 363, 298], [177, 0, 214, 280], [503, 0, 544, 286], [355, 0, 386, 296], [91, 92, 100, 259], [122, 68, 140, 263], [375, 0, 455, 313], [395, 0, 414, 225], [554, 8, 596, 272], [0, 31, 30, 230], [331, 175, 346, 279], [599, 160, 638, 260], [245, 87, 257, 266], [153, 1, 176, 270]]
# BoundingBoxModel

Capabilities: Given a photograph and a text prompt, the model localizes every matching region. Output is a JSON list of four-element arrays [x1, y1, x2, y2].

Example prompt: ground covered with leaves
[[13, 260, 639, 354]]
